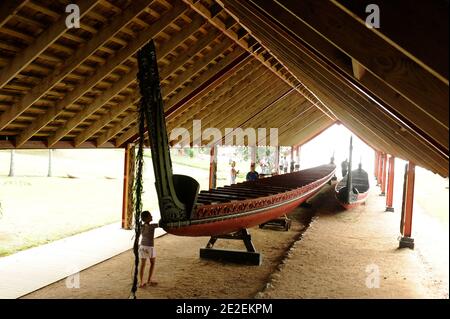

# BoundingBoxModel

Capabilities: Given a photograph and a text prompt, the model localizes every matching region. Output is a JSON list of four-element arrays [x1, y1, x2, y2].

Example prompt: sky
[[299, 123, 375, 178]]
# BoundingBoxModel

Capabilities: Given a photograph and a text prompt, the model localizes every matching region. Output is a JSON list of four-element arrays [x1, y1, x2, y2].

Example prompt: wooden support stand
[[300, 201, 312, 208], [259, 215, 291, 231], [200, 229, 261, 265]]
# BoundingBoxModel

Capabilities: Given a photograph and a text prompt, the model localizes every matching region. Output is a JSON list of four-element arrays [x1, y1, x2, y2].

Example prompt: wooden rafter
[[0, 0, 98, 89], [182, 0, 336, 120], [74, 17, 208, 146], [218, 0, 448, 176], [246, 0, 448, 152], [14, 1, 188, 147], [169, 61, 266, 130], [254, 0, 448, 128], [0, 0, 154, 132], [0, 1, 28, 28], [114, 46, 246, 147]]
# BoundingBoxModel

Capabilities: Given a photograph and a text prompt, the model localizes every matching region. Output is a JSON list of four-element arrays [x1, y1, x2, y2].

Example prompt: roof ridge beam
[[183, 0, 335, 120]]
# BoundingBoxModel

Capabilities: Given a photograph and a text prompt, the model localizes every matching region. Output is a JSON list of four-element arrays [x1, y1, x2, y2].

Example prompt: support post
[[47, 149, 53, 177], [385, 156, 395, 211], [380, 153, 387, 196], [8, 149, 15, 177], [209, 145, 218, 189], [122, 144, 135, 229], [399, 162, 415, 249]]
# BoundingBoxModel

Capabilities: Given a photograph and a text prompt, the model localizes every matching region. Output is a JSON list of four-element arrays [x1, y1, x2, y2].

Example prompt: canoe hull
[[335, 190, 369, 210], [163, 169, 334, 236]]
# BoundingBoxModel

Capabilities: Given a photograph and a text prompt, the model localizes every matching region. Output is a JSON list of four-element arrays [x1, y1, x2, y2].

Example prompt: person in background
[[230, 161, 239, 184], [282, 156, 288, 174], [246, 163, 259, 181], [341, 158, 349, 177]]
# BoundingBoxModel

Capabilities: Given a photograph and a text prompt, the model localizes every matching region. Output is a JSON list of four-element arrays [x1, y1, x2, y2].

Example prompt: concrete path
[[0, 223, 165, 299]]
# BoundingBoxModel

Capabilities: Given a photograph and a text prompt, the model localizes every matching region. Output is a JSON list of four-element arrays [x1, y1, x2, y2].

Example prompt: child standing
[[139, 211, 159, 288]]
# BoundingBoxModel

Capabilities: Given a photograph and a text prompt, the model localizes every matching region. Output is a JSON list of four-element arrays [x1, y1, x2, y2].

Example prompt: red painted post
[[380, 153, 387, 196], [385, 156, 395, 211], [209, 145, 218, 189], [122, 144, 135, 229], [399, 162, 415, 249]]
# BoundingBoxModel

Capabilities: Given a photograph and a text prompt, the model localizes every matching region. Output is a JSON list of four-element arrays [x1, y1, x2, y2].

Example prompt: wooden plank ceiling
[[0, 0, 447, 176]]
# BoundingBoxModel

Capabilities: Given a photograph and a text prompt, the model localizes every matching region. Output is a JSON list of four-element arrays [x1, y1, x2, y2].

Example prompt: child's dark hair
[[141, 210, 151, 221]]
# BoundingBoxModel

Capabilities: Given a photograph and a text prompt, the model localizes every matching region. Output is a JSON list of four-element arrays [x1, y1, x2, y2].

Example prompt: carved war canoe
[[135, 41, 336, 237], [163, 164, 336, 236], [335, 167, 370, 209]]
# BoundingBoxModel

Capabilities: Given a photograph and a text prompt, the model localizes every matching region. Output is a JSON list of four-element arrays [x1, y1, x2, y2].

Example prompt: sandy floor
[[23, 194, 316, 299], [22, 182, 448, 299], [259, 184, 448, 299]]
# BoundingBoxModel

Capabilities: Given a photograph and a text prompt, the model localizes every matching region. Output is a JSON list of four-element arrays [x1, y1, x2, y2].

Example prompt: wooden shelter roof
[[0, 0, 447, 176]]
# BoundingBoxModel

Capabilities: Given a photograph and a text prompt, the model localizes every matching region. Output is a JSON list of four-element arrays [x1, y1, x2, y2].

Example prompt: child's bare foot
[[147, 280, 158, 286], [139, 283, 147, 288]]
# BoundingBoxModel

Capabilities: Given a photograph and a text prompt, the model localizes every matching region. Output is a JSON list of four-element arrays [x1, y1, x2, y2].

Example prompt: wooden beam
[[0, 0, 98, 89], [75, 17, 206, 145], [256, 0, 448, 127], [159, 28, 221, 80], [182, 0, 335, 120], [188, 70, 278, 133], [74, 92, 139, 146], [0, 1, 28, 28], [334, 0, 448, 83], [161, 38, 233, 97], [14, 2, 188, 147], [221, 0, 448, 176], [170, 62, 267, 129], [168, 59, 261, 129], [0, 139, 115, 149], [0, 0, 154, 131], [179, 78, 289, 146], [279, 114, 332, 147], [351, 59, 365, 80], [114, 47, 247, 147], [48, 68, 139, 147], [246, 0, 448, 152]]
